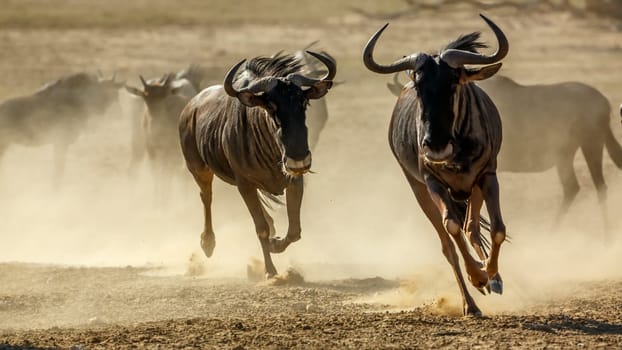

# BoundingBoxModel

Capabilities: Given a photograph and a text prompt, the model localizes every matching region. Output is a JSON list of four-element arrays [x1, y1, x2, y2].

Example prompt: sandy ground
[[1, 1, 622, 348]]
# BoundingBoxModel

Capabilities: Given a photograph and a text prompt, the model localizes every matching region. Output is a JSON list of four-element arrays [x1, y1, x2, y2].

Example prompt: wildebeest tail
[[605, 119, 622, 169], [451, 200, 492, 256], [258, 190, 284, 210]]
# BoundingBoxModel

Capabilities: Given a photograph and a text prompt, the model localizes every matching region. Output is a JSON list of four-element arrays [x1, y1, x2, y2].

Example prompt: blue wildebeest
[[364, 14, 509, 316], [124, 65, 207, 176], [293, 45, 335, 150], [0, 73, 122, 186], [125, 73, 198, 202], [179, 52, 336, 277], [388, 74, 622, 228]]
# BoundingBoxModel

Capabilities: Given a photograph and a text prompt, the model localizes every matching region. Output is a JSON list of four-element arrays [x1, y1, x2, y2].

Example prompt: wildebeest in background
[[293, 44, 335, 150], [125, 71, 201, 203], [124, 65, 207, 177], [179, 51, 336, 277], [364, 14, 509, 316], [388, 74, 622, 228], [0, 73, 123, 186]]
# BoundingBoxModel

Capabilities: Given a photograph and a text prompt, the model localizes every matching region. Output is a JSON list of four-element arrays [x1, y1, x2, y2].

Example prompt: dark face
[[264, 81, 311, 174], [141, 84, 171, 103], [413, 56, 461, 162]]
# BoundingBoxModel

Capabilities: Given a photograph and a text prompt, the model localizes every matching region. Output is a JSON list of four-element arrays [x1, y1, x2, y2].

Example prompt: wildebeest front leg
[[190, 169, 216, 258], [406, 173, 481, 316], [479, 172, 506, 294], [269, 176, 303, 254], [425, 176, 489, 292], [237, 181, 278, 278]]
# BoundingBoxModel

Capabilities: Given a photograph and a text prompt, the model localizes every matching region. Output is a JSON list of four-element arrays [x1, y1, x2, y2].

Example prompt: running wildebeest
[[125, 73, 197, 202], [388, 74, 622, 227], [363, 14, 509, 316], [179, 52, 336, 277], [0, 73, 122, 186]]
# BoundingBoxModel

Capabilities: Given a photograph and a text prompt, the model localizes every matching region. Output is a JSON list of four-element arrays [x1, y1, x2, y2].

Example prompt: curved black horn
[[363, 23, 425, 74], [139, 75, 148, 88], [440, 14, 509, 68], [287, 51, 337, 87], [307, 51, 336, 81], [223, 59, 246, 97]]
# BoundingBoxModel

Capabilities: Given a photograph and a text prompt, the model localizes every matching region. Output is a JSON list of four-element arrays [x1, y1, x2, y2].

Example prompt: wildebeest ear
[[125, 85, 145, 97], [386, 82, 402, 97], [305, 81, 333, 100], [462, 63, 502, 83], [237, 92, 269, 109]]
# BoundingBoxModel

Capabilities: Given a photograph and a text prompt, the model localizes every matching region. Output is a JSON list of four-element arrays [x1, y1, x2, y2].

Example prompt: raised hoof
[[488, 274, 503, 295], [268, 237, 290, 254], [475, 286, 488, 296], [200, 233, 216, 258]]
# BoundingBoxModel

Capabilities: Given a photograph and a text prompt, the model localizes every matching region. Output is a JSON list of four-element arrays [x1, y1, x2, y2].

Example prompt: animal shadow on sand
[[518, 314, 622, 335]]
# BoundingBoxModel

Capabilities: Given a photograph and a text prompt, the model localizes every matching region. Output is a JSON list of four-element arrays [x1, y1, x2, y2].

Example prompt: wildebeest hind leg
[[191, 169, 216, 258], [554, 151, 580, 225], [480, 173, 506, 295], [424, 176, 489, 293], [237, 180, 278, 278], [581, 141, 609, 237], [269, 176, 304, 254], [406, 173, 482, 316], [464, 186, 488, 261]]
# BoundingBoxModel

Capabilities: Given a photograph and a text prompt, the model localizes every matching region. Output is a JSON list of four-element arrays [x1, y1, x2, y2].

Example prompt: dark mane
[[443, 32, 488, 53], [244, 53, 304, 79]]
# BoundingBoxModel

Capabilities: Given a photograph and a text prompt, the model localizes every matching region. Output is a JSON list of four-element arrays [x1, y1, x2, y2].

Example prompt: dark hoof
[[464, 306, 483, 317], [268, 237, 290, 254], [488, 274, 503, 295], [200, 233, 216, 258], [475, 286, 488, 296]]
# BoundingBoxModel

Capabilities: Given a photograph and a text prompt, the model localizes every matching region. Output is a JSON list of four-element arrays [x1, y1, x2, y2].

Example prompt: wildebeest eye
[[414, 71, 423, 83]]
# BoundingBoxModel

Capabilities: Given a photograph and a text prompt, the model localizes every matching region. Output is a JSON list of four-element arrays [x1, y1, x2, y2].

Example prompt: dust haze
[[1, 1, 622, 337]]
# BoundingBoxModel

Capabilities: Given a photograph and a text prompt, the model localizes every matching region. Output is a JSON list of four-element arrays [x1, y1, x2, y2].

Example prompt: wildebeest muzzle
[[284, 153, 312, 175], [422, 140, 454, 164]]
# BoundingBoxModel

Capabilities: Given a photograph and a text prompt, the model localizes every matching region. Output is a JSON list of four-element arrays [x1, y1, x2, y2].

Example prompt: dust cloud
[[2, 83, 622, 317], [1, 21, 621, 320]]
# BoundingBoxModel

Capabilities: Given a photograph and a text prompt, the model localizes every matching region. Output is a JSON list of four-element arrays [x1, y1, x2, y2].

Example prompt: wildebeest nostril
[[422, 136, 432, 149]]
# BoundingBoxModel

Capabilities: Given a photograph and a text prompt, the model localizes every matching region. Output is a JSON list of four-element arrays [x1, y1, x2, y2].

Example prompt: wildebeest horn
[[363, 23, 425, 74], [287, 51, 336, 87], [224, 60, 245, 97], [139, 75, 148, 88], [440, 14, 509, 68]]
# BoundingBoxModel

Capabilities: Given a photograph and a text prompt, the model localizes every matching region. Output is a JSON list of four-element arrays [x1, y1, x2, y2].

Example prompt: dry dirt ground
[[1, 1, 622, 349]]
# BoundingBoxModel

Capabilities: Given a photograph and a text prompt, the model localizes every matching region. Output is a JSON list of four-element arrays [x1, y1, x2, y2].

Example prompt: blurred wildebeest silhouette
[[292, 44, 335, 150], [123, 65, 207, 177], [125, 72, 199, 203], [179, 51, 336, 278], [388, 74, 622, 227], [364, 14, 509, 316], [0, 73, 123, 186]]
